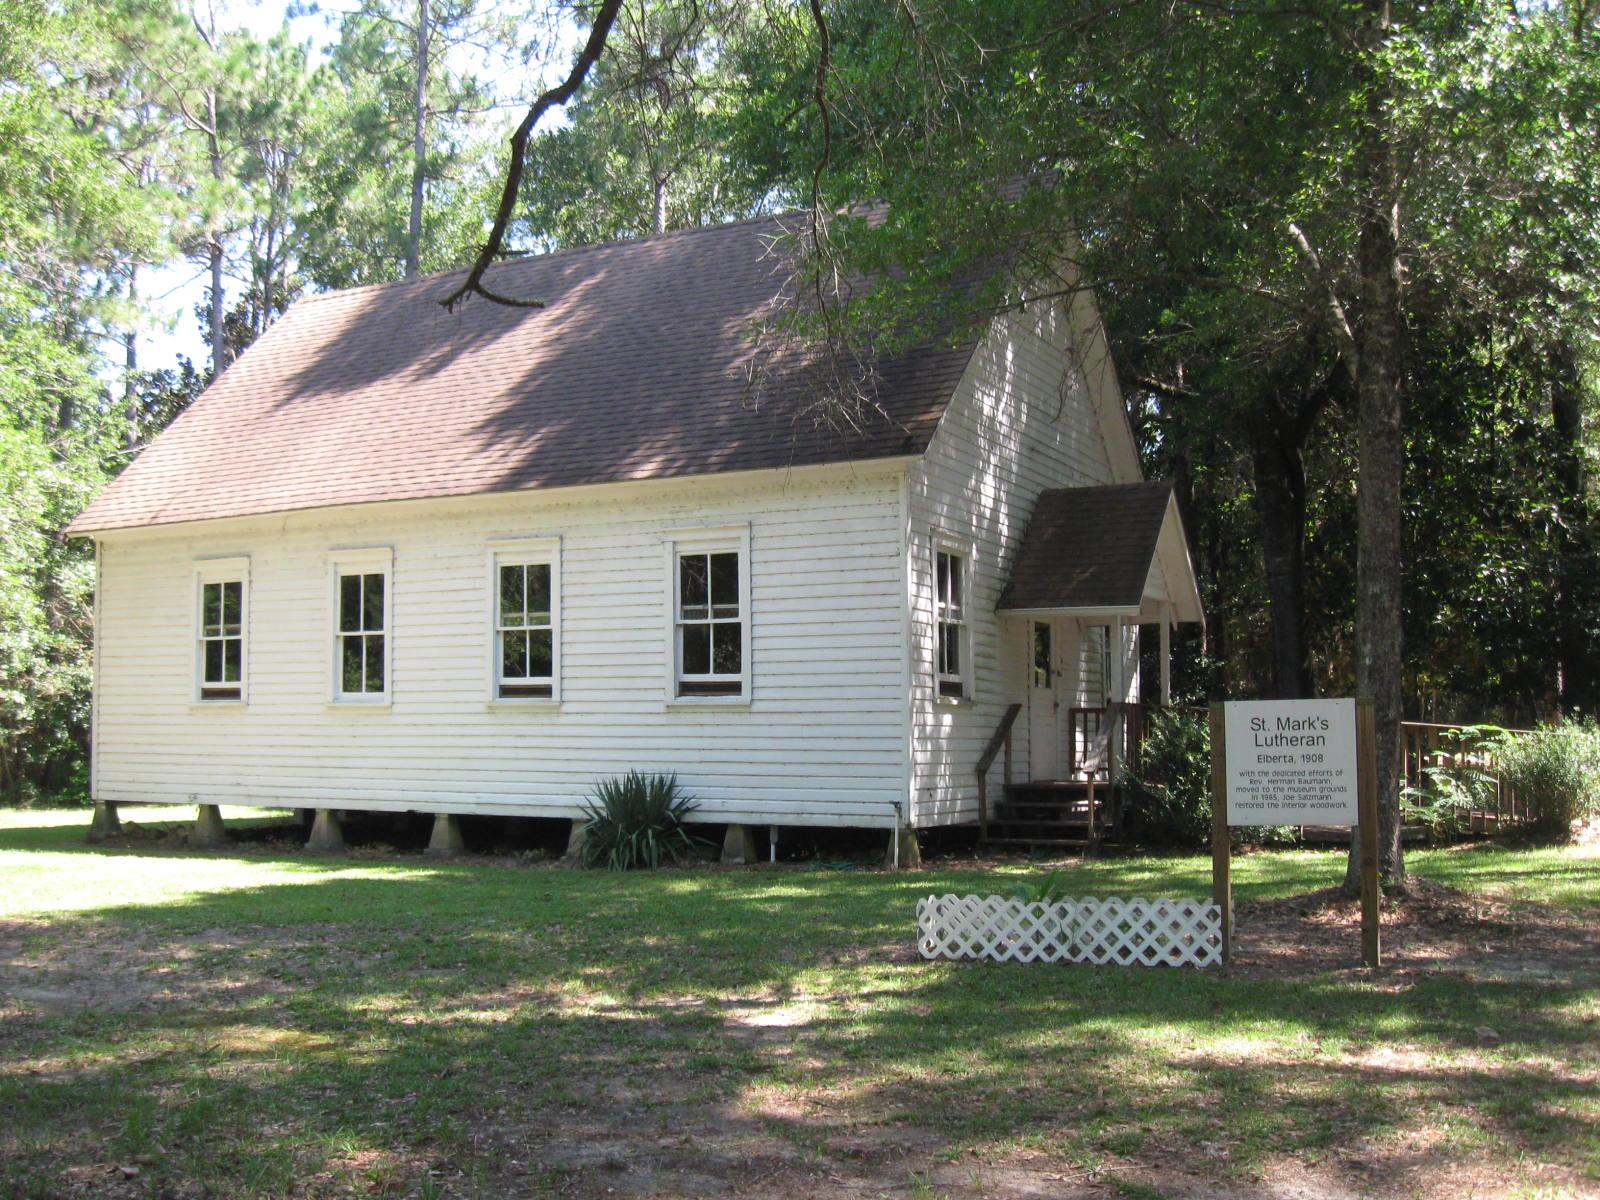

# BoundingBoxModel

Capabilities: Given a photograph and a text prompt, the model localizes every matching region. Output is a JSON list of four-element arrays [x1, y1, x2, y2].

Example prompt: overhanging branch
[[439, 0, 625, 312]]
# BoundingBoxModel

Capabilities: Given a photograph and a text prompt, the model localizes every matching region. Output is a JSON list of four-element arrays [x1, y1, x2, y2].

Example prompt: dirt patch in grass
[[0, 918, 347, 1018], [1231, 877, 1599, 984]]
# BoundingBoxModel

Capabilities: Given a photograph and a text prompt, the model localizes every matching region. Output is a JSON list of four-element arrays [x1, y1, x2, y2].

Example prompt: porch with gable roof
[[976, 481, 1206, 850]]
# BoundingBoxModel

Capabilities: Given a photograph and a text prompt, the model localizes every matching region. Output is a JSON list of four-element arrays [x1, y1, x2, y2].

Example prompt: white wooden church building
[[69, 215, 1202, 855]]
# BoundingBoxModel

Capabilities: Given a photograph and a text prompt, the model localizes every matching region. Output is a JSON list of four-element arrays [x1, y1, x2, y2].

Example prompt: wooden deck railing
[[1400, 720, 1534, 833], [1068, 702, 1207, 780]]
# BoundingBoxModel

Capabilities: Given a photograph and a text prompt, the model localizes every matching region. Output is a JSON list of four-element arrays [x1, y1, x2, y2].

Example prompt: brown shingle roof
[[997, 483, 1175, 612], [69, 216, 978, 534]]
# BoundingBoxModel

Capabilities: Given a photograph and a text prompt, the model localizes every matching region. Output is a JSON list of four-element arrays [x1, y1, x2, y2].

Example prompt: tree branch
[[439, 0, 625, 312], [1287, 220, 1360, 385]]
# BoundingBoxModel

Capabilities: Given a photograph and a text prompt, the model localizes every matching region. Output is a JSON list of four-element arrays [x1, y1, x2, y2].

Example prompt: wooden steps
[[980, 779, 1120, 853]]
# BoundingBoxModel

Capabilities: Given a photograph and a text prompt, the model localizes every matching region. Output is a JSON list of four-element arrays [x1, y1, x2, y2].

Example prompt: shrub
[[1496, 721, 1600, 840], [1122, 707, 1212, 847], [580, 771, 703, 870], [1010, 870, 1069, 904]]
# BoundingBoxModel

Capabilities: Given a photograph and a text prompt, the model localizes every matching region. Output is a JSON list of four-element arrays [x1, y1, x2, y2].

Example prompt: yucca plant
[[579, 771, 703, 870]]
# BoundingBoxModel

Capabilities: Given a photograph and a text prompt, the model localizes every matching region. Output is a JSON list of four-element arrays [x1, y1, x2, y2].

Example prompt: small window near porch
[[1032, 621, 1052, 689], [935, 548, 968, 699]]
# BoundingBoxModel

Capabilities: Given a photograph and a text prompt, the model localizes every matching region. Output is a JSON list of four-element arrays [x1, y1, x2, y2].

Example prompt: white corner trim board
[[917, 894, 1222, 969]]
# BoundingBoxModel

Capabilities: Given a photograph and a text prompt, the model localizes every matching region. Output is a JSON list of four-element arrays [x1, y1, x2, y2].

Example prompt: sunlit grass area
[[1, 807, 1595, 1199]]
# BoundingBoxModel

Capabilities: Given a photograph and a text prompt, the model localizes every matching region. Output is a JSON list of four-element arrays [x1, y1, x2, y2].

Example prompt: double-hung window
[[490, 540, 560, 701], [195, 558, 248, 702], [330, 549, 392, 702], [935, 545, 969, 700], [668, 528, 750, 700]]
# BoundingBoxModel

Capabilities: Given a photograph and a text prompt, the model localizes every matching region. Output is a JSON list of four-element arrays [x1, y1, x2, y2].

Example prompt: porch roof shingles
[[68, 216, 976, 534], [997, 482, 1175, 613]]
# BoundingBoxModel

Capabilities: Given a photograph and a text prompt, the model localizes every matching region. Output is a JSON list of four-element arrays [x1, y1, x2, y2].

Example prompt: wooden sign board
[[1223, 699, 1358, 825], [1210, 698, 1380, 969]]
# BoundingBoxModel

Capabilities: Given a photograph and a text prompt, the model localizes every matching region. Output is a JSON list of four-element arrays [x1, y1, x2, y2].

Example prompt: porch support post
[[1109, 616, 1124, 777], [1159, 604, 1172, 706]]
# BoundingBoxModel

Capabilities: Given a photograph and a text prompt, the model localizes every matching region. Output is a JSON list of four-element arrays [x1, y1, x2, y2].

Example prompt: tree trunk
[[1345, 0, 1406, 893], [653, 175, 669, 234], [407, 0, 430, 279], [207, 86, 226, 375], [1249, 392, 1313, 699], [125, 265, 139, 452], [1550, 341, 1596, 713], [261, 222, 276, 338]]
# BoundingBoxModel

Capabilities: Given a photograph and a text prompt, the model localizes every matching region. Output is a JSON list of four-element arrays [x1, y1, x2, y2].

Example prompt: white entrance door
[[1028, 620, 1061, 779]]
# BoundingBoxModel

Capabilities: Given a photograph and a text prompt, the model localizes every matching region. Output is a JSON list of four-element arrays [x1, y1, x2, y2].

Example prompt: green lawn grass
[[1, 807, 1595, 1199]]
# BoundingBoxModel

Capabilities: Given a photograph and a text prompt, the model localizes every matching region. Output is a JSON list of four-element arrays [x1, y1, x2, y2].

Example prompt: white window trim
[[663, 524, 751, 706], [328, 546, 393, 706], [486, 536, 562, 706], [193, 556, 250, 705], [932, 532, 976, 705]]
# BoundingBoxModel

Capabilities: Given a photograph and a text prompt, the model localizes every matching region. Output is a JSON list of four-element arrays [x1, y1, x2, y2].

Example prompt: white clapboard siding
[[93, 462, 913, 828], [906, 292, 1140, 826]]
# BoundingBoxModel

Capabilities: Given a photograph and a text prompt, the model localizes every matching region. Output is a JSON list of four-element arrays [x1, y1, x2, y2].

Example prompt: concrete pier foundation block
[[86, 801, 121, 843], [563, 819, 588, 863], [885, 825, 922, 869], [426, 813, 465, 858], [306, 808, 345, 853], [721, 823, 761, 866], [192, 804, 227, 848]]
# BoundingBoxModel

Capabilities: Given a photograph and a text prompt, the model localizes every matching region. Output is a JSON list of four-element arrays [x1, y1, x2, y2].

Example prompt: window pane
[[223, 639, 242, 683], [947, 555, 963, 614], [528, 628, 553, 678], [221, 581, 242, 632], [679, 553, 708, 618], [681, 623, 711, 675], [362, 573, 385, 632], [1033, 623, 1050, 682], [940, 623, 961, 676], [202, 582, 222, 634], [712, 622, 742, 676], [526, 563, 551, 626], [710, 552, 738, 611], [936, 552, 949, 607], [501, 630, 529, 680], [204, 639, 224, 683], [364, 634, 385, 692], [499, 563, 525, 627], [339, 574, 361, 633], [341, 636, 363, 693]]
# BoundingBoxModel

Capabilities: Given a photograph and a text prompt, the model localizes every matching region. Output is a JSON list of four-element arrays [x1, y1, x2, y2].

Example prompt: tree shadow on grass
[[2, 856, 1598, 1198]]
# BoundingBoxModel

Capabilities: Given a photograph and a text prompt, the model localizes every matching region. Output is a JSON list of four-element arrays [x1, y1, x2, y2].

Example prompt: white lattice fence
[[917, 895, 1222, 968]]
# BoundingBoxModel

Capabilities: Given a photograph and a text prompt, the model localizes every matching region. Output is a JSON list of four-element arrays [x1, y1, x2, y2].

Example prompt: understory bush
[[1122, 708, 1212, 847], [1496, 720, 1600, 839], [580, 771, 703, 870]]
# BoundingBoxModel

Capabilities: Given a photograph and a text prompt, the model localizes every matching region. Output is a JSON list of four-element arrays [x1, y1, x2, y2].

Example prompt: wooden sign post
[[1210, 698, 1380, 968], [1209, 704, 1231, 961]]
